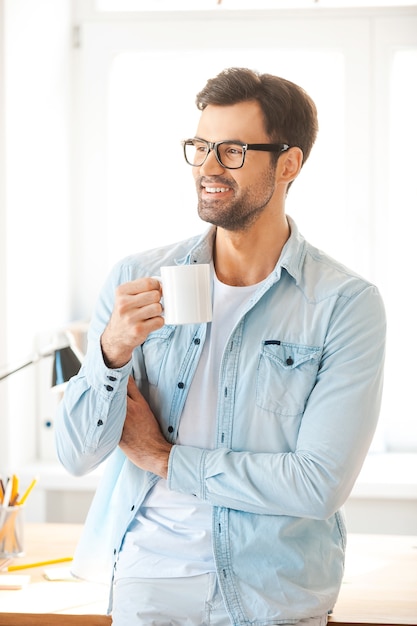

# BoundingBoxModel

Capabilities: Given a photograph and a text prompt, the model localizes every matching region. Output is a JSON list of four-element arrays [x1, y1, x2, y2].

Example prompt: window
[[375, 48, 417, 450], [73, 7, 417, 452]]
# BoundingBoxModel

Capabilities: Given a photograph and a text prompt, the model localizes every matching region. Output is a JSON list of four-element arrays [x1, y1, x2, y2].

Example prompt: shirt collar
[[176, 216, 306, 286], [275, 215, 306, 286]]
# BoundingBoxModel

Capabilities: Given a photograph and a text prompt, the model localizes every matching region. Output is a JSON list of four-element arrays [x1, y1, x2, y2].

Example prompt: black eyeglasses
[[181, 138, 290, 170]]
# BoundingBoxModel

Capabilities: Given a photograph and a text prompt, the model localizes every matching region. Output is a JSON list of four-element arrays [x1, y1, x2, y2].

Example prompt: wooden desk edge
[[0, 616, 415, 626], [329, 622, 416, 626], [0, 614, 112, 626]]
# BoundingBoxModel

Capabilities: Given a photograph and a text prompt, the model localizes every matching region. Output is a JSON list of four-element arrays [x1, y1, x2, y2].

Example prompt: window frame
[[72, 5, 417, 452]]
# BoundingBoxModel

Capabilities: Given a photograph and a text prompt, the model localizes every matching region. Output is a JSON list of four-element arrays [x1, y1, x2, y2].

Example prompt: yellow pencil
[[16, 477, 37, 506], [10, 474, 19, 505], [5, 557, 73, 571]]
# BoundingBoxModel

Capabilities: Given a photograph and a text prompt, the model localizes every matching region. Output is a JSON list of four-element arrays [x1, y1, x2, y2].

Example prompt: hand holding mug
[[101, 277, 164, 368]]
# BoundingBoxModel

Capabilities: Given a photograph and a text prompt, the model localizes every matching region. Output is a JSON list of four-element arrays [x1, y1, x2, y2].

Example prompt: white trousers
[[111, 573, 329, 626]]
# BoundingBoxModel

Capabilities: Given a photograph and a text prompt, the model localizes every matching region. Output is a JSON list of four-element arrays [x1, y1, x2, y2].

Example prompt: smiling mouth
[[205, 187, 230, 193]]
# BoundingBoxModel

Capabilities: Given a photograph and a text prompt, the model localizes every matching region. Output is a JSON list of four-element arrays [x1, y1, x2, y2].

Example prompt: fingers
[[121, 377, 172, 478], [120, 277, 161, 297], [101, 277, 164, 368], [115, 278, 162, 318]]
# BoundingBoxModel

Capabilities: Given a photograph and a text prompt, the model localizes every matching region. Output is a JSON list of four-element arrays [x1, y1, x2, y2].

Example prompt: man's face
[[192, 100, 278, 232]]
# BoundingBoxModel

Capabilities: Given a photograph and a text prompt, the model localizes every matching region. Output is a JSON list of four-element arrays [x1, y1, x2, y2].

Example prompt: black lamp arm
[[0, 354, 50, 382], [0, 359, 35, 381], [0, 345, 82, 386]]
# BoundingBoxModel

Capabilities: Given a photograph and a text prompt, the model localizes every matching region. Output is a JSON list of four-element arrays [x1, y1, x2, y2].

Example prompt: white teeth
[[206, 187, 230, 193]]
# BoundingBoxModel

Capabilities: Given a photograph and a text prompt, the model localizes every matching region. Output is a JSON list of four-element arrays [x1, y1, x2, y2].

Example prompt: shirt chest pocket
[[256, 341, 321, 417], [142, 326, 175, 386]]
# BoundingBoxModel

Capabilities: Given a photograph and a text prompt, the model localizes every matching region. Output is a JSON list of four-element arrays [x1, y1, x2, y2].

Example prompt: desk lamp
[[0, 332, 82, 389]]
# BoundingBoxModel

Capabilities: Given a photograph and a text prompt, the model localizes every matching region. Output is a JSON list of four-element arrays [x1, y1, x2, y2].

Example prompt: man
[[55, 67, 386, 626]]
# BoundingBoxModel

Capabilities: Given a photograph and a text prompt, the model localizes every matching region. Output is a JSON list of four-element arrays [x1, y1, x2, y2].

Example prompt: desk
[[329, 533, 417, 626], [0, 524, 416, 625], [0, 524, 109, 625]]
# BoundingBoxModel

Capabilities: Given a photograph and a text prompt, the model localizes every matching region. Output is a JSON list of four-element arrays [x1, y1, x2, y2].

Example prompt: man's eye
[[226, 146, 243, 156]]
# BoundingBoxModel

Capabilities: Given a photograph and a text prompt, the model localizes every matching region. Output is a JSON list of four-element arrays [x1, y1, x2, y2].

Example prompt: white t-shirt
[[116, 270, 262, 579]]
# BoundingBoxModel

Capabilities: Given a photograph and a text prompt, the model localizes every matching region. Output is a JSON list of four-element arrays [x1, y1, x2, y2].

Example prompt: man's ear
[[276, 147, 303, 185]]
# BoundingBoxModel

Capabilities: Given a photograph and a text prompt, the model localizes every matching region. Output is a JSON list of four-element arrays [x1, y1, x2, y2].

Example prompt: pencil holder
[[0, 504, 24, 557]]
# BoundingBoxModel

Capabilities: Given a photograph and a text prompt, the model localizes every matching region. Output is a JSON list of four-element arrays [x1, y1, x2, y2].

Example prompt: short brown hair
[[196, 67, 318, 167]]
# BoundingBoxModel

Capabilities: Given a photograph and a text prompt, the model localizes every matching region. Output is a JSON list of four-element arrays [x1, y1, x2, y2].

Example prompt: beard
[[195, 166, 276, 232]]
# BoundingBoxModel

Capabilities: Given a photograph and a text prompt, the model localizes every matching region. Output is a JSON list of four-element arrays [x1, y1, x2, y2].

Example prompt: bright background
[[0, 0, 416, 528]]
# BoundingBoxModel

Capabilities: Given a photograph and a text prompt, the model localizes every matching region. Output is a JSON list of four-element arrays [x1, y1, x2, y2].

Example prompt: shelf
[[19, 462, 103, 492], [349, 453, 417, 500]]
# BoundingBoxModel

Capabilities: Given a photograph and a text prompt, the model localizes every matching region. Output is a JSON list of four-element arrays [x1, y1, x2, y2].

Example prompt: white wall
[[0, 0, 72, 472], [0, 2, 8, 470]]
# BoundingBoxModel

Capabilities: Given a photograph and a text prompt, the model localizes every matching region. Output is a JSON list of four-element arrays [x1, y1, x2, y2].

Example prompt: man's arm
[[55, 274, 165, 476], [119, 376, 172, 478]]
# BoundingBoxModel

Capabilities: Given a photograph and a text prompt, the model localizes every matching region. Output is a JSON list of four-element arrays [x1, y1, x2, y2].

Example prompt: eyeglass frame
[[181, 137, 290, 170]]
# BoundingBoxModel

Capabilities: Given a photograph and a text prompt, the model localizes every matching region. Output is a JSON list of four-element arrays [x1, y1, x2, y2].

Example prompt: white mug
[[159, 264, 212, 325]]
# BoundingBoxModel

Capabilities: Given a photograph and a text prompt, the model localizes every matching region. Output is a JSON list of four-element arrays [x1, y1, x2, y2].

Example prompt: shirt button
[[194, 338, 200, 345], [168, 426, 174, 433], [108, 375, 117, 381], [178, 382, 185, 389], [286, 357, 294, 366], [105, 384, 114, 391], [97, 419, 103, 427]]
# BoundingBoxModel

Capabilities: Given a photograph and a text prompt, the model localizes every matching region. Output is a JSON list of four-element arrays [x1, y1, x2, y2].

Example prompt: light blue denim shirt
[[55, 217, 386, 625]]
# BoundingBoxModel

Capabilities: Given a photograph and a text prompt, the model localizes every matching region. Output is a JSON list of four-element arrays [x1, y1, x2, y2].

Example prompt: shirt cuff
[[167, 445, 207, 500], [83, 337, 133, 396]]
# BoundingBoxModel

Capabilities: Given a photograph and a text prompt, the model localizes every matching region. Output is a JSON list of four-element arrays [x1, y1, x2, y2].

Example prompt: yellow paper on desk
[[0, 574, 30, 589]]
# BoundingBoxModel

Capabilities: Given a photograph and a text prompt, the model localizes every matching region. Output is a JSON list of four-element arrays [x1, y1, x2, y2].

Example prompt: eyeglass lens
[[184, 140, 245, 169]]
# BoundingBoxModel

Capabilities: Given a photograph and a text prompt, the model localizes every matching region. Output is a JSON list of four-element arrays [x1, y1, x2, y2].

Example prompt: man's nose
[[199, 148, 225, 175]]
